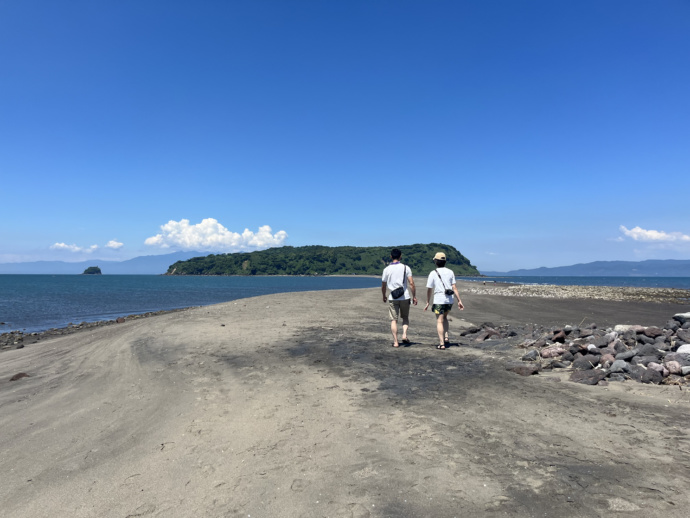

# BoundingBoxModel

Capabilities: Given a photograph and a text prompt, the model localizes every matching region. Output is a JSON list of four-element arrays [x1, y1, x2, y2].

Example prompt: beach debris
[[510, 312, 690, 386], [116, 317, 126, 323], [10, 372, 30, 381]]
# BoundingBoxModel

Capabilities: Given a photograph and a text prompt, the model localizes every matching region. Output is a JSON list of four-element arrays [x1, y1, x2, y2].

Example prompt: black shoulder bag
[[390, 264, 407, 299], [435, 269, 454, 296]]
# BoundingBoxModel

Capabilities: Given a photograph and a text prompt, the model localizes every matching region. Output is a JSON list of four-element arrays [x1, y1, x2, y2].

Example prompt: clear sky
[[1, 0, 688, 271]]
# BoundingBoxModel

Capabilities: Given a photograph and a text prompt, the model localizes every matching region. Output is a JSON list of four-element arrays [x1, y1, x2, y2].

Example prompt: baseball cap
[[433, 252, 446, 261]]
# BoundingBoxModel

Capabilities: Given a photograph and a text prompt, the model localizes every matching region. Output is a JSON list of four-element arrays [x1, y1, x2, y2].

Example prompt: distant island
[[82, 266, 102, 275], [166, 244, 479, 276], [482, 259, 690, 277]]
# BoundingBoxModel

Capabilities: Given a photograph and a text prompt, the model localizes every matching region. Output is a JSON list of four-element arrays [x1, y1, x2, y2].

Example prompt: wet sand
[[1, 284, 690, 517]]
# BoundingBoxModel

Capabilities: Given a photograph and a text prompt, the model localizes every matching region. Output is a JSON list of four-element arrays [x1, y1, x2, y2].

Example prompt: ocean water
[[0, 275, 381, 333], [456, 275, 690, 290]]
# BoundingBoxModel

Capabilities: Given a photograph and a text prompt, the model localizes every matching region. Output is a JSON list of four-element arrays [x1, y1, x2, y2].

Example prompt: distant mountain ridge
[[0, 251, 205, 274], [482, 259, 690, 277]]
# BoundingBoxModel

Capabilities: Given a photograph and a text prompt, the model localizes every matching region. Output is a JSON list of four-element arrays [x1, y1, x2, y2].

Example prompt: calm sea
[[0, 275, 382, 333], [4, 275, 690, 334], [456, 275, 690, 290]]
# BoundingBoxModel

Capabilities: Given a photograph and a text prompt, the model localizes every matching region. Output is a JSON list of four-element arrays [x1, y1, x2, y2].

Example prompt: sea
[[2, 274, 690, 334], [0, 275, 382, 333]]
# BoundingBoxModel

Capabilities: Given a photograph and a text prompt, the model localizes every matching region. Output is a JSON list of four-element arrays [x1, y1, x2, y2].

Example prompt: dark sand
[[1, 284, 689, 517]]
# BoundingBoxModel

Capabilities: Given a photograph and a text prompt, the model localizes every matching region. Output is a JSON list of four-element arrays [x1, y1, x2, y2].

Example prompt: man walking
[[424, 252, 464, 349], [381, 248, 417, 347]]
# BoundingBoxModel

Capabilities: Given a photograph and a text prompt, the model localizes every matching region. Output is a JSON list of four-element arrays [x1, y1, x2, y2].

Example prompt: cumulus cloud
[[105, 240, 124, 249], [144, 219, 288, 252], [50, 243, 99, 253], [619, 225, 690, 242]]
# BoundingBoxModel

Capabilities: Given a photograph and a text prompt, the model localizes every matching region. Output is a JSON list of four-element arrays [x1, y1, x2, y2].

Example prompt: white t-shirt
[[382, 262, 412, 301], [426, 267, 456, 304]]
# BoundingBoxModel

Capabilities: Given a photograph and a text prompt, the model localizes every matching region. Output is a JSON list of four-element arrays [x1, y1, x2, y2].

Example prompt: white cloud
[[106, 240, 124, 249], [144, 219, 288, 252], [50, 243, 99, 253], [619, 225, 690, 242]]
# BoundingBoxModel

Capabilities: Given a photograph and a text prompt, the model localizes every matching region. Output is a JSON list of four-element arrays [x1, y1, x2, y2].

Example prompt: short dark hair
[[391, 248, 402, 260], [434, 259, 446, 267]]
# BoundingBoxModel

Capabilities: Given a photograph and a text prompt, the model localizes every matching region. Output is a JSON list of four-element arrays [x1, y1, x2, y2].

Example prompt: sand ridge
[[1, 286, 690, 517]]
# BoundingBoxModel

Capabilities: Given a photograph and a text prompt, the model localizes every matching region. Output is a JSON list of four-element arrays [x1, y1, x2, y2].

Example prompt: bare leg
[[436, 314, 446, 347], [401, 317, 409, 341], [443, 313, 450, 342], [391, 319, 399, 346]]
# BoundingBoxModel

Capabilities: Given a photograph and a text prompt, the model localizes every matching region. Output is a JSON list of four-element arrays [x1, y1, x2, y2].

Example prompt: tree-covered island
[[166, 243, 479, 276], [82, 266, 102, 275]]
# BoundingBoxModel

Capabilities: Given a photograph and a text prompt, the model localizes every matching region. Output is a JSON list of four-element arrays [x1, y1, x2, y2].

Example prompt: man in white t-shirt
[[381, 248, 417, 347], [424, 252, 464, 349]]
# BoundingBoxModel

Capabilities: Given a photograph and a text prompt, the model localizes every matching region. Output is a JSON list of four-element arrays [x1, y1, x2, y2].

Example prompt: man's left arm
[[408, 275, 418, 305]]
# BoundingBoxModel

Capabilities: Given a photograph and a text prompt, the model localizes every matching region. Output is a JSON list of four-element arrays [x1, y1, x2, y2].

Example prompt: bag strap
[[435, 268, 449, 290], [400, 263, 407, 289]]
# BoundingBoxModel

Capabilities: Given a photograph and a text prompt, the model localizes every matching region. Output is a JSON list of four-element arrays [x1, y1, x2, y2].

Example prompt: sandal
[[402, 338, 411, 344], [436, 344, 446, 350], [392, 343, 400, 348]]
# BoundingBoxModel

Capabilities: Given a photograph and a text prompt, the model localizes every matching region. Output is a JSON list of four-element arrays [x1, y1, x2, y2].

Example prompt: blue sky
[[1, 0, 688, 271]]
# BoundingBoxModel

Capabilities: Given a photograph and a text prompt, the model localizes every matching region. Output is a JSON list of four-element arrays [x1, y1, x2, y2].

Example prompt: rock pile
[[511, 312, 690, 385]]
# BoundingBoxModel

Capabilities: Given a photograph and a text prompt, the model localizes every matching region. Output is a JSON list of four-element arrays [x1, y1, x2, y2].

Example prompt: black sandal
[[436, 344, 446, 350]]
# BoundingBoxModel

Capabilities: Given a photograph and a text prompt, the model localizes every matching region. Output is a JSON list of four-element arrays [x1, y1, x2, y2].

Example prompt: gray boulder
[[676, 329, 690, 343], [608, 373, 626, 382], [608, 360, 629, 374], [665, 320, 680, 332], [572, 358, 595, 370], [631, 355, 660, 367], [636, 343, 663, 358], [615, 350, 637, 361], [677, 344, 690, 355], [521, 349, 540, 361], [673, 312, 690, 324], [641, 369, 663, 384]]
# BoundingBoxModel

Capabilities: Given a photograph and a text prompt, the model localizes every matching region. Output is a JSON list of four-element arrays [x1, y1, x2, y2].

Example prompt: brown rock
[[552, 330, 566, 343], [541, 346, 566, 358], [643, 326, 663, 338], [116, 317, 126, 324], [10, 372, 30, 381], [665, 361, 683, 375], [570, 369, 607, 385], [505, 362, 541, 376], [601, 354, 615, 364]]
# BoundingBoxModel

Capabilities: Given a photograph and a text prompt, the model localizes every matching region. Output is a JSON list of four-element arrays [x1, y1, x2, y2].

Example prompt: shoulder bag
[[390, 264, 407, 299], [435, 269, 454, 296]]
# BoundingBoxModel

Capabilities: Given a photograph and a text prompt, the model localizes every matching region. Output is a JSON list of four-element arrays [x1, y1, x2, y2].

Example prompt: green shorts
[[432, 303, 452, 315], [389, 299, 411, 321]]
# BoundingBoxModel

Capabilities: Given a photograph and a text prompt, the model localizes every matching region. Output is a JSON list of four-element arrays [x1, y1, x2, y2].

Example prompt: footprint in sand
[[333, 503, 371, 518], [290, 478, 310, 492]]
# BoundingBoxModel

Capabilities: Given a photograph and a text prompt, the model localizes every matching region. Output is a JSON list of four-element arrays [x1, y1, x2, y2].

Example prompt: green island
[[82, 266, 102, 275], [166, 243, 479, 276]]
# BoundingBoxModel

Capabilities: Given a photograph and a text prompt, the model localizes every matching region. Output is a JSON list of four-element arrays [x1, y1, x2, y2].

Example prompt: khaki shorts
[[388, 299, 411, 321]]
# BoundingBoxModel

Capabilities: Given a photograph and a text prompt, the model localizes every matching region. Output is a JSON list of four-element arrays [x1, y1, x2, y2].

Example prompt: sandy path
[[1, 286, 689, 517]]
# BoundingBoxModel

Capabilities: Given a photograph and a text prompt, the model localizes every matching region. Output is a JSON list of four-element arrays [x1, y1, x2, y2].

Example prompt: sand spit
[[2, 287, 690, 517]]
